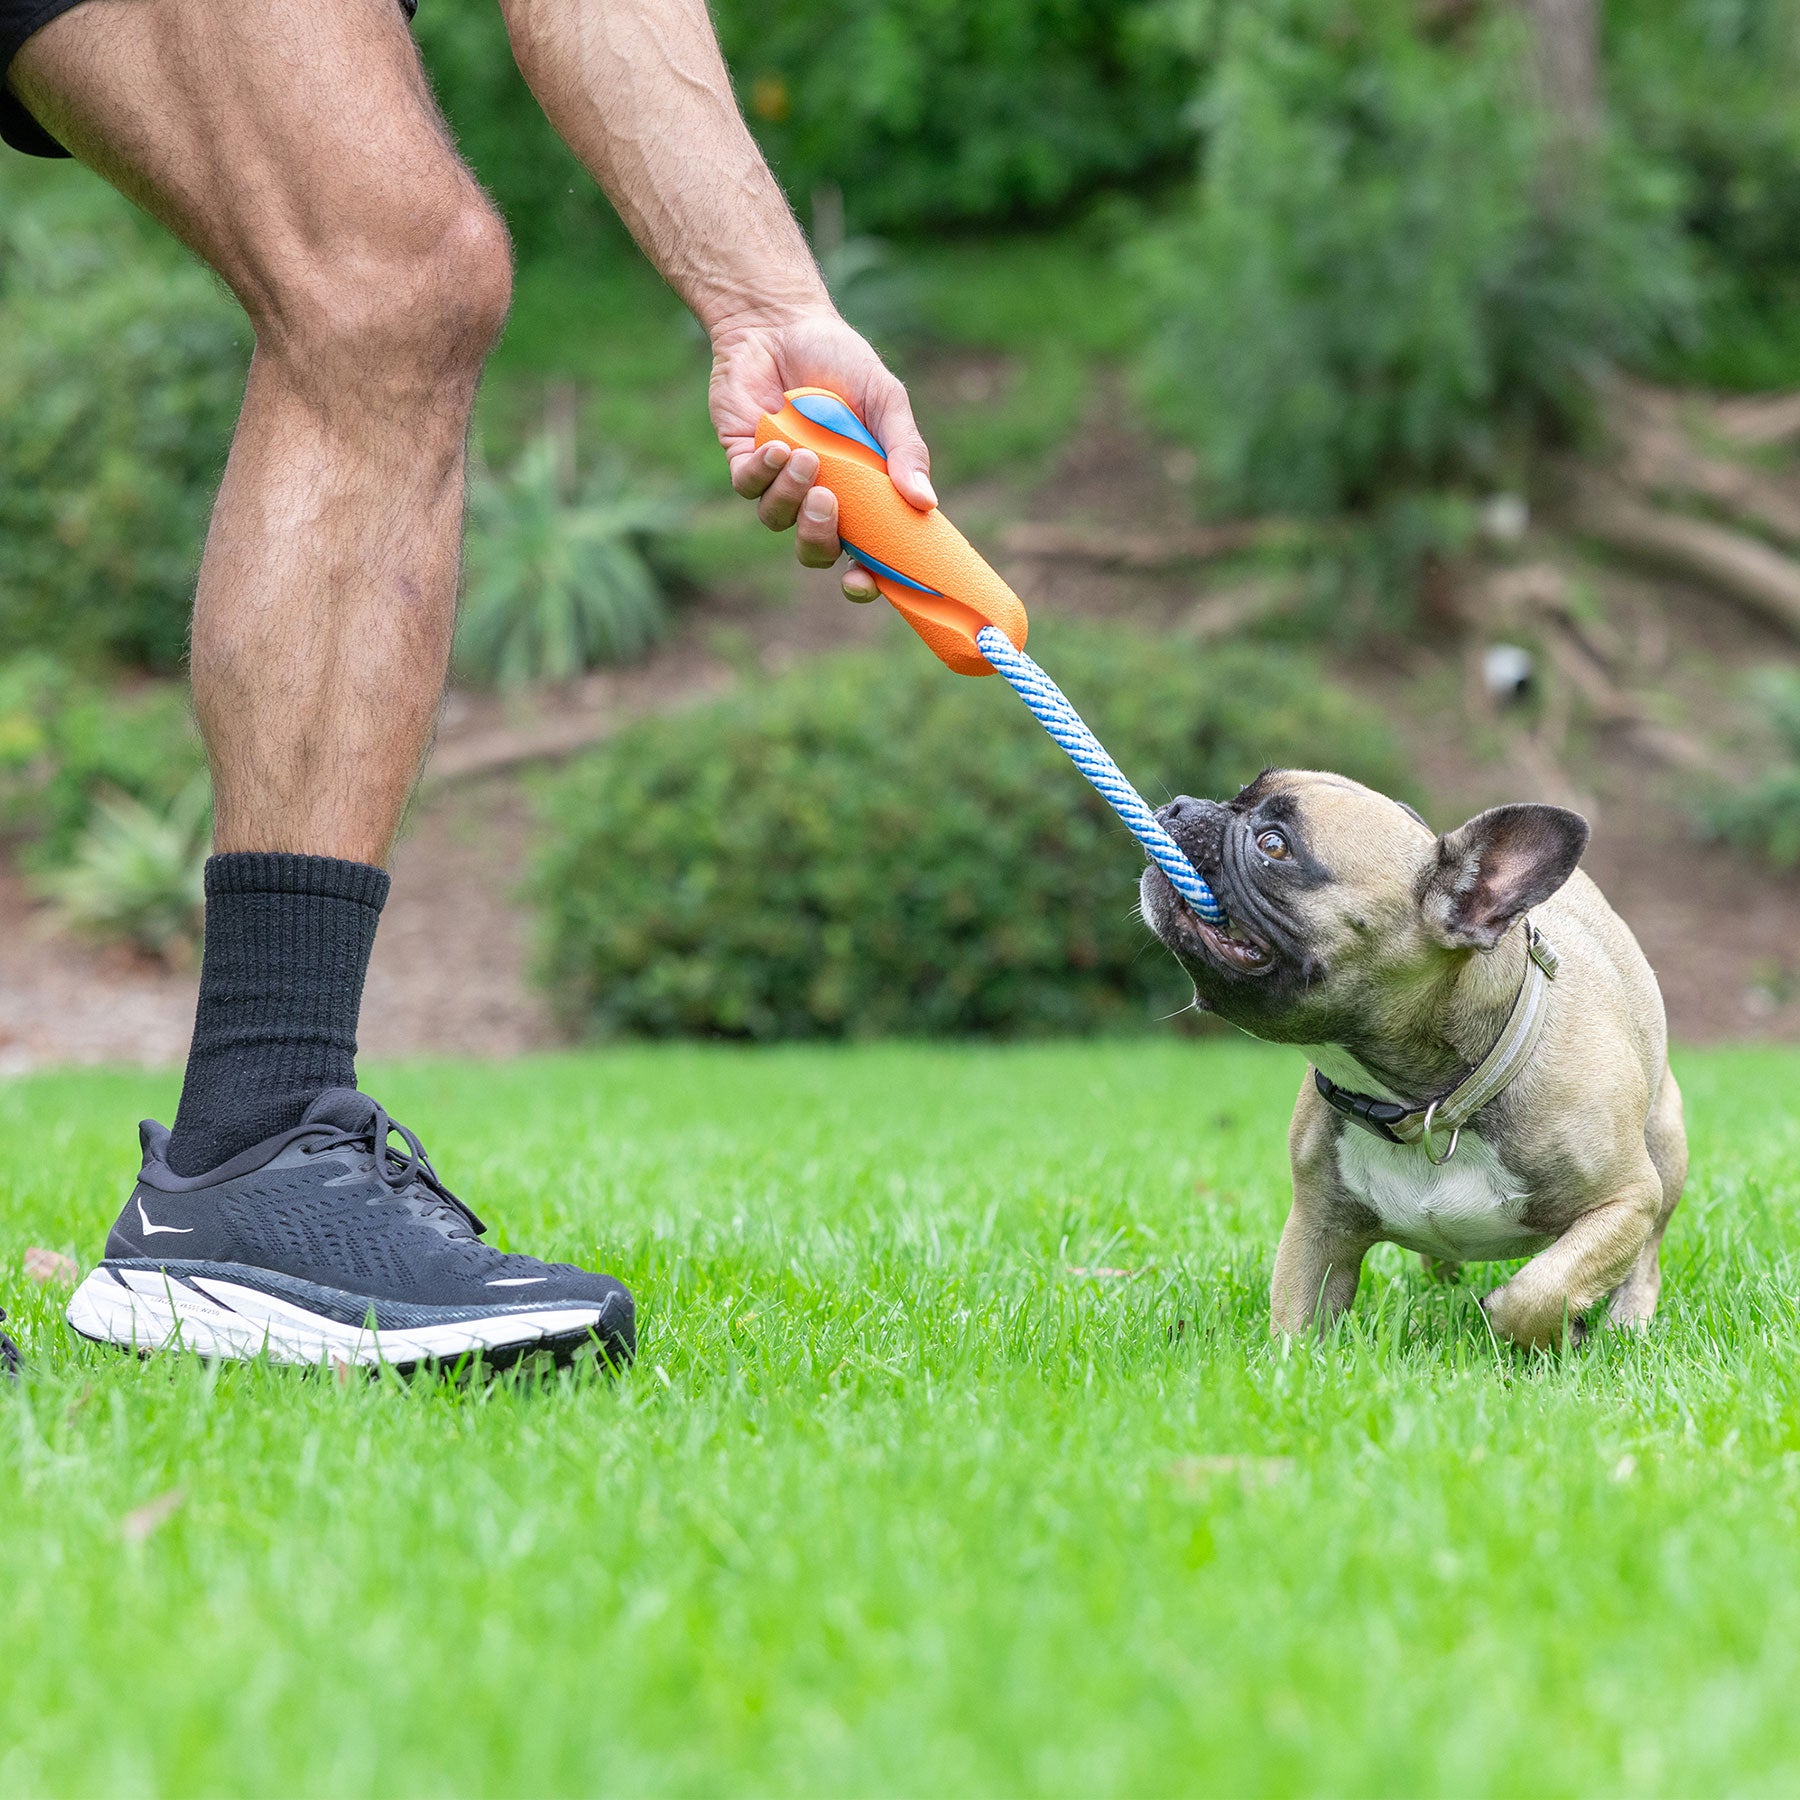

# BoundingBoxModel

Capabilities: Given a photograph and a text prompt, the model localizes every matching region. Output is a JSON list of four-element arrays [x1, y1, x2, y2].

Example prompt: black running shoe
[[66, 1089, 634, 1371]]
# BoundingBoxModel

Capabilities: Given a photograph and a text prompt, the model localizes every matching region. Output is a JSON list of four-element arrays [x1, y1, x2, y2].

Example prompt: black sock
[[165, 852, 390, 1177]]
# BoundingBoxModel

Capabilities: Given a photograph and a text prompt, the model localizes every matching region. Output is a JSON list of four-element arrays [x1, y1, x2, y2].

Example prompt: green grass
[[2, 1041, 1798, 1795]]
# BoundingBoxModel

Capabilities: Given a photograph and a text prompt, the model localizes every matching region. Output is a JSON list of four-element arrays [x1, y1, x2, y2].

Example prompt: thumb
[[865, 378, 937, 512]]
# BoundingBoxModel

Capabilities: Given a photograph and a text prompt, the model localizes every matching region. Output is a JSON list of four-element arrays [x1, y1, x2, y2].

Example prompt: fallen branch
[[1568, 476, 1800, 640], [423, 670, 734, 788], [1712, 389, 1800, 450], [1181, 579, 1299, 641], [422, 712, 623, 786], [1000, 519, 1276, 570], [1609, 382, 1800, 549]]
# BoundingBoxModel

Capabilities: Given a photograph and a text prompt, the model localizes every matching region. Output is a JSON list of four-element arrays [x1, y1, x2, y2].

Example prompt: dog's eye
[[1256, 829, 1291, 860]]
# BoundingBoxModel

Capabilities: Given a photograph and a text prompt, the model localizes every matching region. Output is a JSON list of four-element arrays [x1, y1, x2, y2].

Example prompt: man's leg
[[19, 0, 633, 1364], [15, 0, 503, 860], [15, 0, 507, 1169]]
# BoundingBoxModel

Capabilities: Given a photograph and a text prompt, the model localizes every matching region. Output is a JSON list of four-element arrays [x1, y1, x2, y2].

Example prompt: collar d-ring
[[1420, 1097, 1461, 1166]]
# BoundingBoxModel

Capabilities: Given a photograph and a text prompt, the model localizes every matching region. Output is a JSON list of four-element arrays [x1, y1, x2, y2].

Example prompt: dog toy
[[755, 389, 1224, 925]]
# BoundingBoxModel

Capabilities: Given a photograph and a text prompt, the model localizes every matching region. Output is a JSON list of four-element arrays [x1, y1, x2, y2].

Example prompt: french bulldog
[[1140, 770, 1687, 1350]]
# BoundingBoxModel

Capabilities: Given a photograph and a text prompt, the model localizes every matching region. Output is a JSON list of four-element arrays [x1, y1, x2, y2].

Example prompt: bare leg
[[13, 0, 513, 864]]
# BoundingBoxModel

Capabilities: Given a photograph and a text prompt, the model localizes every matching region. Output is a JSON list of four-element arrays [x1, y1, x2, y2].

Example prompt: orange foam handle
[[754, 388, 1028, 676]]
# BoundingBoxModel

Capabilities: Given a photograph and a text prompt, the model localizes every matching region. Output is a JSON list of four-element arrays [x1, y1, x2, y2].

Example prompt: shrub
[[1612, 0, 1800, 388], [0, 172, 246, 670], [532, 620, 1410, 1039], [1134, 0, 1694, 517], [0, 654, 207, 865], [1703, 668, 1800, 867], [39, 775, 211, 966], [456, 431, 688, 687], [710, 0, 1194, 231]]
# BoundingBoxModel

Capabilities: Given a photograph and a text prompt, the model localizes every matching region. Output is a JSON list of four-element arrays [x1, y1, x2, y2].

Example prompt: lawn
[[2, 1041, 1798, 1796]]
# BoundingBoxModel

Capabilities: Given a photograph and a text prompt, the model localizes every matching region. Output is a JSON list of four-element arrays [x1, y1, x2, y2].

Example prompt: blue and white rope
[[974, 625, 1224, 925]]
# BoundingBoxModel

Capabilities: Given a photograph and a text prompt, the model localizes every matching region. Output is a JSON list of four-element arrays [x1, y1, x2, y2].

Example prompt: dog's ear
[[1419, 804, 1589, 951]]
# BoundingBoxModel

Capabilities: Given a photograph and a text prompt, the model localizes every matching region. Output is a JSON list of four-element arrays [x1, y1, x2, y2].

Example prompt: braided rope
[[974, 625, 1223, 924]]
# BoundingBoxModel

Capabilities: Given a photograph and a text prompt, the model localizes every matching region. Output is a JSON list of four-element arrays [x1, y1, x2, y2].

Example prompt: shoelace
[[300, 1107, 486, 1238]]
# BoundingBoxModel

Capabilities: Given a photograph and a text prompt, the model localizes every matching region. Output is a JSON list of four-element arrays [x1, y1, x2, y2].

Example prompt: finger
[[731, 439, 790, 501], [866, 381, 937, 511], [796, 484, 842, 568], [756, 445, 820, 532], [842, 563, 879, 602]]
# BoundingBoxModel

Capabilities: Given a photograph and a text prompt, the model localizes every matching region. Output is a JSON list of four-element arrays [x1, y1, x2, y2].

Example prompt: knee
[[256, 186, 513, 402]]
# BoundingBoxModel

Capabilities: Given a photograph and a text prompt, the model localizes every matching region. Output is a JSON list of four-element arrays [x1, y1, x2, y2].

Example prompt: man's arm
[[497, 0, 936, 593]]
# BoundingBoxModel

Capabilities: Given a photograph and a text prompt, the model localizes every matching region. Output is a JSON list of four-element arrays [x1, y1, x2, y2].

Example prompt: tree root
[[1566, 473, 1800, 641]]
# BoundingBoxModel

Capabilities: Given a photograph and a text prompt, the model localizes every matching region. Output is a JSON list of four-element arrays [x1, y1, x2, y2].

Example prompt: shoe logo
[[485, 1277, 548, 1288], [136, 1196, 194, 1238]]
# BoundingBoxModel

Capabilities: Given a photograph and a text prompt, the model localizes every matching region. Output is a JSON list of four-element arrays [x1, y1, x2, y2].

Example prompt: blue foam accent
[[791, 393, 888, 460], [840, 540, 941, 596]]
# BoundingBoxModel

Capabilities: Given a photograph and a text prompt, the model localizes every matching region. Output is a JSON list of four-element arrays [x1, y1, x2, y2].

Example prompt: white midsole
[[65, 1266, 604, 1365]]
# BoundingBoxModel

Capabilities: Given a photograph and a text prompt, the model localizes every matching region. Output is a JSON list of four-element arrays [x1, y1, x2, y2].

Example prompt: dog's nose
[[1157, 796, 1207, 829]]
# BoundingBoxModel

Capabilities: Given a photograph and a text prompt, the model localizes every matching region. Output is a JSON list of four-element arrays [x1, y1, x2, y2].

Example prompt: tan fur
[[1145, 770, 1687, 1352]]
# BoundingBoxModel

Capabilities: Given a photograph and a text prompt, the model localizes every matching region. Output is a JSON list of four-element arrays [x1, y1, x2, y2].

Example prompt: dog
[[1140, 770, 1687, 1350]]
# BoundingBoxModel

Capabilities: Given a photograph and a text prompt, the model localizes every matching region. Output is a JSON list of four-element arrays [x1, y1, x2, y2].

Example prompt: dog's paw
[[1480, 1289, 1587, 1352], [1420, 1253, 1462, 1284]]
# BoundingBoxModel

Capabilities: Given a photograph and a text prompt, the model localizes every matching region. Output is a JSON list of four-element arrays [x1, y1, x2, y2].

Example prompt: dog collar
[[1312, 920, 1560, 1166]]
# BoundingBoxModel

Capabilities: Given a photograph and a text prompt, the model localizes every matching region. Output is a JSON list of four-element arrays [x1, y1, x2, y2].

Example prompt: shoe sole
[[66, 1262, 628, 1371]]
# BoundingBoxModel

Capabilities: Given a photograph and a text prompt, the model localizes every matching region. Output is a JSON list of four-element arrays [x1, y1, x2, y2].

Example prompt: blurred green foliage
[[0, 655, 207, 867], [531, 621, 1410, 1040], [8, 0, 1800, 686], [1614, 0, 1800, 389], [455, 428, 689, 687], [0, 170, 246, 671], [38, 775, 211, 965], [1704, 669, 1800, 867], [1134, 0, 1695, 517], [417, 0, 1192, 247], [710, 0, 1192, 231]]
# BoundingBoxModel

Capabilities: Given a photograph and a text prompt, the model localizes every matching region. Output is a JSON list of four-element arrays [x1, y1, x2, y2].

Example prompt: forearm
[[499, 0, 828, 332]]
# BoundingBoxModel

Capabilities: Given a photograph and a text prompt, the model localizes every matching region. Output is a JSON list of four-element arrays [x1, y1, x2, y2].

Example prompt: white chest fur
[[1334, 1123, 1553, 1264]]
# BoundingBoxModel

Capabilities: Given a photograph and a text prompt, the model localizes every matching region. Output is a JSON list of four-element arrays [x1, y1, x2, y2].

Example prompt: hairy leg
[[12, 0, 512, 863]]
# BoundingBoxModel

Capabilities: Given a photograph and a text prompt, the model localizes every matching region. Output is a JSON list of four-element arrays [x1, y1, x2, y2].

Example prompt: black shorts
[[0, 0, 76, 155], [1, 0, 418, 158]]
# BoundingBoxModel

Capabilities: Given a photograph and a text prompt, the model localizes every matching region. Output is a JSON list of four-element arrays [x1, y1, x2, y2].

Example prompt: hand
[[709, 305, 936, 602]]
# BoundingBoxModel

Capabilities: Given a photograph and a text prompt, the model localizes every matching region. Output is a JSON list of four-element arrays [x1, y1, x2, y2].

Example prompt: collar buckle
[[1313, 917, 1558, 1162]]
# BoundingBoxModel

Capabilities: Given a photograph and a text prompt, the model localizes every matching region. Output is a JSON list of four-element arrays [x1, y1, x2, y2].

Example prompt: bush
[[456, 431, 688, 687], [417, 0, 1194, 245], [1612, 0, 1800, 388], [711, 0, 1194, 231], [532, 620, 1410, 1039], [0, 173, 246, 670], [39, 775, 211, 966], [0, 654, 207, 865], [1135, 0, 1694, 517]]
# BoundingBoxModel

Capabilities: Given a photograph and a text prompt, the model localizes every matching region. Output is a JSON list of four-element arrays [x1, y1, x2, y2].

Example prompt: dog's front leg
[[1481, 1170, 1663, 1351], [1273, 1088, 1374, 1337], [1270, 1206, 1371, 1338]]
